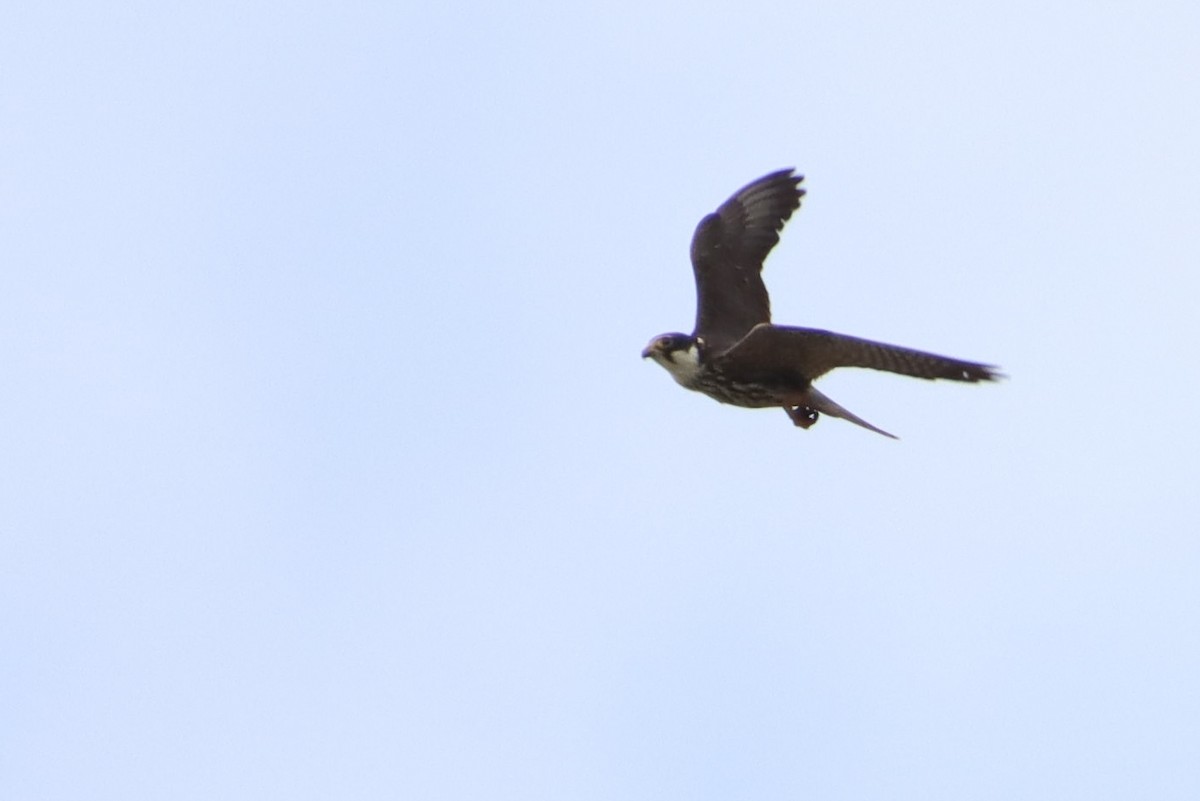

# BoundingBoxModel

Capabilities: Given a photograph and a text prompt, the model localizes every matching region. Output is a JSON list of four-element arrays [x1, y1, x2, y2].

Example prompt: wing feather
[[720, 324, 1001, 383], [689, 169, 805, 349]]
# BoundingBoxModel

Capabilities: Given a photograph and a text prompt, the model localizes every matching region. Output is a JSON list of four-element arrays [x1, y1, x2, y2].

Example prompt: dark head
[[642, 333, 702, 387]]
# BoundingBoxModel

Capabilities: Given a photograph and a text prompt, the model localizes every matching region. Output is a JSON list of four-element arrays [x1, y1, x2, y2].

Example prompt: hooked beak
[[641, 344, 654, 359]]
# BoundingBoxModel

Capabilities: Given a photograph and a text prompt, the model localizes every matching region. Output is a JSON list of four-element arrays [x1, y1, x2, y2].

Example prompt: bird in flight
[[642, 168, 999, 438]]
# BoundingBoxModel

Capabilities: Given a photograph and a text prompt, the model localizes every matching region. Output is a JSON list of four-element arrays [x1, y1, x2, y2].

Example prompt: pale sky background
[[3, 2, 1199, 799]]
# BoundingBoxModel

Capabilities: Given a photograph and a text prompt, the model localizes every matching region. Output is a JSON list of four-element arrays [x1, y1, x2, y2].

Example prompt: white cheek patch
[[664, 343, 702, 387]]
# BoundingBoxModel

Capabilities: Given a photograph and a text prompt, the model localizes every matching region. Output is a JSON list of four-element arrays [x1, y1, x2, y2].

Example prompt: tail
[[804, 386, 898, 439]]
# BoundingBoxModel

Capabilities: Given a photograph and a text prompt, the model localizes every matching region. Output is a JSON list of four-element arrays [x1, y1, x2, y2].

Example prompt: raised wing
[[719, 324, 1001, 383], [689, 169, 805, 349]]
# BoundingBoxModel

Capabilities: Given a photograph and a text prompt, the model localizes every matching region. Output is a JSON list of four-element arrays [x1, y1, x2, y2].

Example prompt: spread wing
[[719, 324, 1001, 383], [689, 169, 805, 350]]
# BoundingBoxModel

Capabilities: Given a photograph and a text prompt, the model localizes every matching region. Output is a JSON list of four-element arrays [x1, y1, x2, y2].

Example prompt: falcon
[[642, 168, 999, 438]]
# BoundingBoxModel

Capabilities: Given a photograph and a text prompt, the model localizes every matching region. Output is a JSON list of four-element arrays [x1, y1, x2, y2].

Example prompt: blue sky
[[3, 2, 1199, 799]]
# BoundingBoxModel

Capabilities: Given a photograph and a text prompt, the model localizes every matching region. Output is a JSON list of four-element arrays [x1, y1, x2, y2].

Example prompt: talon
[[786, 405, 820, 429]]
